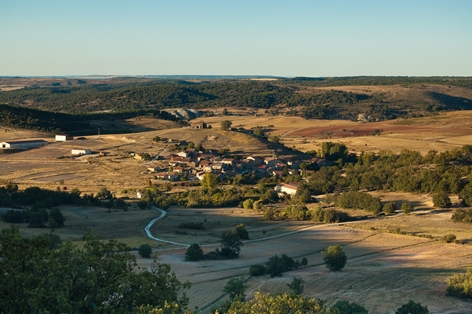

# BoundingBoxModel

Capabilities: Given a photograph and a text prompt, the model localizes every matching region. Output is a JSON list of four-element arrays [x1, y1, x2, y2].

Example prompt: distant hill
[[1, 77, 472, 121]]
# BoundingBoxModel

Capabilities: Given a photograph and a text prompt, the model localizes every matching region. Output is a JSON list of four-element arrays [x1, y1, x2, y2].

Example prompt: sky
[[0, 0, 471, 77]]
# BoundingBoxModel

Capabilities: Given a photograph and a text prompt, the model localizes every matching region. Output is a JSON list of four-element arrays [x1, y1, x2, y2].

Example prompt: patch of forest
[[1, 77, 472, 121], [0, 104, 182, 134]]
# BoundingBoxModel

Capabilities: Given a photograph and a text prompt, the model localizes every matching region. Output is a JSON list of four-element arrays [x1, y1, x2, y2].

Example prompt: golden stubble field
[[198, 110, 472, 155]]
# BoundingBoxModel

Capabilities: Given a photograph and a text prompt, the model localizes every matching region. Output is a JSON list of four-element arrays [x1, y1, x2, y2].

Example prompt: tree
[[330, 301, 368, 314], [321, 245, 347, 271], [185, 243, 204, 261], [96, 187, 112, 199], [235, 223, 249, 240], [200, 173, 219, 192], [49, 208, 66, 228], [220, 120, 232, 130], [401, 202, 413, 214], [0, 229, 190, 313], [222, 108, 229, 116], [447, 266, 472, 298], [383, 202, 397, 214], [5, 182, 18, 193], [138, 243, 153, 258], [242, 198, 254, 210], [253, 128, 264, 137], [433, 192, 452, 208], [220, 230, 243, 258], [223, 277, 248, 301], [286, 277, 305, 295], [249, 264, 266, 276], [228, 292, 326, 313], [395, 300, 429, 314]]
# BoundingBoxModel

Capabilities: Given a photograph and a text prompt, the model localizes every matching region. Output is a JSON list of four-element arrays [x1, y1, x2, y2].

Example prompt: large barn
[[0, 140, 48, 150]]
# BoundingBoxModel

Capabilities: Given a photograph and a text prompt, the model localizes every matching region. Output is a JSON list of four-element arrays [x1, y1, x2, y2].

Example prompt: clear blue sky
[[1, 0, 471, 76]]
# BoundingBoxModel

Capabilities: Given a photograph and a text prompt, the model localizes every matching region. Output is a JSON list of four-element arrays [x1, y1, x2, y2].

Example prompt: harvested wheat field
[[144, 222, 472, 313], [128, 200, 472, 313]]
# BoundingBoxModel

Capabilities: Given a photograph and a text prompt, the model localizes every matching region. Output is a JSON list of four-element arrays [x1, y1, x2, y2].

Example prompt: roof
[[277, 183, 298, 190], [2, 140, 47, 144]]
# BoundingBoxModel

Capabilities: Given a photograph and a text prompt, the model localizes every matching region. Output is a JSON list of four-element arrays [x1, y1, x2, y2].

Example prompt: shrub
[[178, 222, 205, 230], [447, 266, 472, 299], [236, 223, 249, 240], [242, 198, 254, 210], [185, 243, 204, 261], [249, 264, 266, 276], [321, 245, 347, 271], [433, 192, 452, 208], [383, 202, 397, 214], [330, 300, 368, 314], [401, 202, 413, 214], [138, 244, 152, 258], [286, 277, 305, 295], [451, 208, 472, 224], [223, 277, 248, 301], [395, 300, 429, 314], [443, 234, 457, 243]]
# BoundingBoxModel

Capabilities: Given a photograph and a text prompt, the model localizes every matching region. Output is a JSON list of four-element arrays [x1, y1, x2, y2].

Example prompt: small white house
[[274, 182, 299, 196], [0, 140, 47, 150], [72, 149, 91, 155], [55, 134, 73, 142]]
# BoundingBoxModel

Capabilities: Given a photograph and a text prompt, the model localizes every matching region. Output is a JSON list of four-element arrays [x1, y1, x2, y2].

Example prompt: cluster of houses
[[146, 148, 332, 195]]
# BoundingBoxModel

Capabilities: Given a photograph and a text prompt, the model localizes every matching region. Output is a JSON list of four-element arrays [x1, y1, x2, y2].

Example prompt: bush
[[321, 245, 347, 271], [138, 244, 152, 258], [185, 243, 204, 261], [383, 202, 397, 214], [249, 264, 266, 276], [401, 202, 413, 214], [395, 300, 429, 314], [286, 277, 305, 295], [242, 198, 254, 210], [443, 234, 457, 243], [223, 277, 248, 301], [433, 192, 452, 208], [236, 224, 249, 240], [446, 266, 472, 299], [178, 222, 205, 230], [330, 300, 368, 314], [451, 208, 472, 224]]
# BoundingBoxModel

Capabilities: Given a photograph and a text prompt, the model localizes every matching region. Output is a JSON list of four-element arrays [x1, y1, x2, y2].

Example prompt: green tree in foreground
[[0, 228, 190, 313], [228, 292, 326, 313], [322, 245, 347, 271], [446, 266, 472, 299], [395, 300, 429, 314], [185, 243, 204, 261], [138, 243, 153, 258]]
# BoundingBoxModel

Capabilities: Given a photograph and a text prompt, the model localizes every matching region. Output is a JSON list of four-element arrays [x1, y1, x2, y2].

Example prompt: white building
[[72, 149, 91, 155], [274, 182, 299, 196], [55, 134, 73, 142], [0, 140, 47, 150]]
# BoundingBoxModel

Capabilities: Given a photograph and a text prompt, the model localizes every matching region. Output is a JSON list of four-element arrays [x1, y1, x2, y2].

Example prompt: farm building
[[71, 149, 91, 155], [55, 134, 73, 142], [190, 120, 207, 129], [274, 182, 299, 196], [0, 139, 47, 150]]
